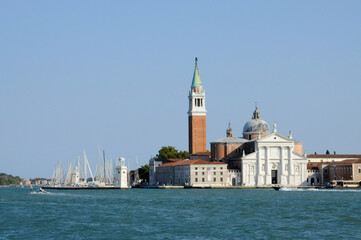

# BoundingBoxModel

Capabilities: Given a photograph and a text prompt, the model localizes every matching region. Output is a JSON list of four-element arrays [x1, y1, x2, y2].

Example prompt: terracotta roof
[[178, 159, 226, 166], [308, 154, 361, 159], [191, 152, 211, 156], [158, 159, 226, 168], [158, 159, 189, 168], [333, 159, 361, 164], [167, 159, 186, 162], [307, 159, 361, 168]]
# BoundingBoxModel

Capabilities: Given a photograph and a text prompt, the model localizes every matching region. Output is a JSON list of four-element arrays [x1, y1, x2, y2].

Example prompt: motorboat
[[272, 185, 295, 191], [272, 185, 281, 191], [37, 188, 47, 193]]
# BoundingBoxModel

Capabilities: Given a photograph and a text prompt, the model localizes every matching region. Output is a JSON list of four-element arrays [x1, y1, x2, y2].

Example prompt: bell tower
[[188, 58, 207, 154]]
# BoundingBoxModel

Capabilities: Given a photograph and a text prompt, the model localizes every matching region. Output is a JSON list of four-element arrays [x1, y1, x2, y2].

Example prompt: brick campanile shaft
[[188, 58, 207, 154]]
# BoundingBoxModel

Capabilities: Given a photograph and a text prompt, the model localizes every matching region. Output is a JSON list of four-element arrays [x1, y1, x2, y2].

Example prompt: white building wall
[[189, 164, 228, 187], [114, 165, 128, 188]]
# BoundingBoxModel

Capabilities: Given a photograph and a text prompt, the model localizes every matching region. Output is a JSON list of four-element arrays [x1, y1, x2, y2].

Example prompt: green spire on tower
[[191, 57, 202, 88]]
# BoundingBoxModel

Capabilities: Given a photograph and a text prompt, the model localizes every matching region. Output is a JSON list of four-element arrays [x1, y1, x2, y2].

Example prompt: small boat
[[273, 185, 295, 191], [37, 188, 47, 193]]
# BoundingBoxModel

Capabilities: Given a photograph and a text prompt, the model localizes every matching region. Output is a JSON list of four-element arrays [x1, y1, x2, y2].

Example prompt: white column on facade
[[248, 164, 251, 186], [265, 146, 270, 185], [241, 163, 246, 186], [258, 150, 262, 175], [280, 147, 284, 176], [281, 146, 287, 184], [302, 163, 307, 185], [288, 146, 294, 185], [257, 146, 263, 186], [290, 147, 294, 175]]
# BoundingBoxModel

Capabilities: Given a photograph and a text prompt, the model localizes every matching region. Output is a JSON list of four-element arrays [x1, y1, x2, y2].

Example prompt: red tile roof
[[190, 152, 211, 156], [178, 159, 226, 166], [307, 159, 361, 168], [167, 159, 186, 162], [308, 154, 361, 158], [157, 159, 189, 168], [334, 159, 361, 164], [158, 159, 226, 168]]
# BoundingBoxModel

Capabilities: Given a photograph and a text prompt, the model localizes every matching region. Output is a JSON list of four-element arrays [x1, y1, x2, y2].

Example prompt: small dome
[[242, 106, 270, 138], [243, 119, 270, 134]]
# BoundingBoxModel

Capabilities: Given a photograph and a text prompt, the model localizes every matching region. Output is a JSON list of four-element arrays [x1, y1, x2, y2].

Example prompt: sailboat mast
[[78, 156, 82, 182], [103, 150, 106, 182], [83, 150, 87, 183]]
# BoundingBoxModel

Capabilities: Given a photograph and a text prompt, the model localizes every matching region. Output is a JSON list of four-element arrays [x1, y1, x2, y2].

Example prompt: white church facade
[[238, 132, 308, 186], [212, 107, 308, 187]]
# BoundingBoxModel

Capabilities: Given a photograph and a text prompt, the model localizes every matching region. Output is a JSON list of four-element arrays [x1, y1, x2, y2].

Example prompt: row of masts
[[50, 146, 130, 187]]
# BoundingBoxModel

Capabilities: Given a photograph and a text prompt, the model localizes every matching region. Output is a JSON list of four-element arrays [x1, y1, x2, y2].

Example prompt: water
[[1, 188, 361, 239]]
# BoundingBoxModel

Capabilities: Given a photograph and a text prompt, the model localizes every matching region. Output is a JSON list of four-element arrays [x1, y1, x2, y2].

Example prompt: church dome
[[243, 119, 270, 134], [242, 107, 270, 139]]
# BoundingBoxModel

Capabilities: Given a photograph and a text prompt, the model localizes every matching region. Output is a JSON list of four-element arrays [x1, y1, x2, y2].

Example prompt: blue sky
[[1, 1, 361, 178]]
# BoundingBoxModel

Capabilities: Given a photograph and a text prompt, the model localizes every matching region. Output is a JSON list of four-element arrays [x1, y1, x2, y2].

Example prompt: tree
[[156, 146, 188, 161], [334, 151, 336, 155], [138, 164, 149, 183], [326, 150, 330, 154], [0, 173, 21, 185]]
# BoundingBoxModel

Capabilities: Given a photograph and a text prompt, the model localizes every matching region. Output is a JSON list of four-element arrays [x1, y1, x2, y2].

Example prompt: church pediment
[[258, 133, 293, 143]]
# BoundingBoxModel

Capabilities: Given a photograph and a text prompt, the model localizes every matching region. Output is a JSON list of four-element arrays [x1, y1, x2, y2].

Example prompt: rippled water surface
[[1, 188, 361, 239]]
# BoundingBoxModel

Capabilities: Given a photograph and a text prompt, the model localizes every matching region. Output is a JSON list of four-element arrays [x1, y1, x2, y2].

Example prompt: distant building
[[20, 179, 31, 186], [156, 159, 237, 187], [307, 154, 361, 163], [306, 155, 361, 186], [31, 178, 48, 186]]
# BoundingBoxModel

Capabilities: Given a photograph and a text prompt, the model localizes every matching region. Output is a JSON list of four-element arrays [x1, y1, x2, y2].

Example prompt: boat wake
[[305, 188, 361, 192], [279, 187, 299, 191], [30, 191, 52, 195], [279, 188, 361, 192]]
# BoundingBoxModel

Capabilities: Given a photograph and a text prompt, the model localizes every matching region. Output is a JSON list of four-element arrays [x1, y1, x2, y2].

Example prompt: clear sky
[[1, 1, 361, 178]]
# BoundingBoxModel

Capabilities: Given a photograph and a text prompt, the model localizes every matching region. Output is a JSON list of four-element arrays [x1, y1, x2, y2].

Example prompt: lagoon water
[[1, 188, 361, 239]]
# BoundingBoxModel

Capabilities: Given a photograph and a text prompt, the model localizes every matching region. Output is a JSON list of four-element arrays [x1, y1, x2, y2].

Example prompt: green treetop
[[156, 146, 188, 161]]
